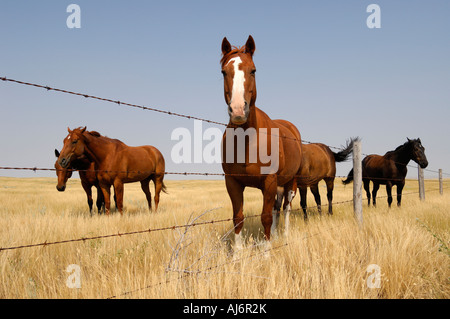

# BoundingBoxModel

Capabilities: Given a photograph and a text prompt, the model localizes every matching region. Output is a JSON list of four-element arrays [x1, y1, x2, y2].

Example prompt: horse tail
[[161, 181, 168, 194], [333, 137, 359, 162], [342, 168, 354, 185]]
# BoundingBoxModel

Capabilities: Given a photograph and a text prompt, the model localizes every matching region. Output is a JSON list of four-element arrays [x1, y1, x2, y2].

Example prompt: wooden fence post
[[418, 166, 425, 201], [439, 169, 443, 195], [352, 140, 363, 227]]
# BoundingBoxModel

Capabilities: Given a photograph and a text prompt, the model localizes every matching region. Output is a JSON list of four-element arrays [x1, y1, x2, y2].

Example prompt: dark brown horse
[[57, 127, 167, 214], [220, 35, 302, 248], [343, 138, 428, 207], [295, 139, 356, 219], [54, 149, 118, 215]]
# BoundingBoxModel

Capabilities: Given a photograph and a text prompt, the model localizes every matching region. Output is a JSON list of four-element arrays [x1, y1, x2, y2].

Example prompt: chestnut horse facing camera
[[220, 35, 302, 248], [57, 127, 167, 215], [343, 138, 428, 207]]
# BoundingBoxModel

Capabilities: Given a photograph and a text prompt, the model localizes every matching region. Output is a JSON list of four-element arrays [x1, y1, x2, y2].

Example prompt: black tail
[[342, 168, 354, 185], [333, 137, 359, 162], [162, 181, 168, 194]]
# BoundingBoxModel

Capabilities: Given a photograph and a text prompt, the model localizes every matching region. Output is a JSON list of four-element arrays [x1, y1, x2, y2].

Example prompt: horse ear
[[407, 137, 411, 142], [418, 138, 421, 143], [55, 149, 60, 158], [244, 35, 256, 56], [81, 126, 87, 133], [67, 127, 72, 133], [221, 37, 232, 56]]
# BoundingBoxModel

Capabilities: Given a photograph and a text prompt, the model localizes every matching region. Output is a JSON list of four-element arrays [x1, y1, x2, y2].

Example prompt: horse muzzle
[[56, 185, 66, 192], [419, 160, 428, 169], [228, 101, 250, 125]]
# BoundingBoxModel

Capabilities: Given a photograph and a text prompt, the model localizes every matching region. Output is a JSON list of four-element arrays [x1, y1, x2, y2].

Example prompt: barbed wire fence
[[0, 75, 448, 246], [1, 75, 449, 298]]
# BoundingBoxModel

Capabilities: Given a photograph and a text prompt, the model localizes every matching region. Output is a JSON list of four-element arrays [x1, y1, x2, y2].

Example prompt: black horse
[[343, 138, 428, 207]]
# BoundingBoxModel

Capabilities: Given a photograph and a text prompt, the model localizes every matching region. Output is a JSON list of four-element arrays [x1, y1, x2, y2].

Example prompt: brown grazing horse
[[54, 149, 118, 215], [57, 127, 167, 214], [221, 35, 302, 248], [343, 138, 428, 207], [295, 139, 356, 220]]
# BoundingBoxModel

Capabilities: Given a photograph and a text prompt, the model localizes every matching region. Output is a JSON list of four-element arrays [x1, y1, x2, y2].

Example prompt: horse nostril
[[228, 105, 233, 114]]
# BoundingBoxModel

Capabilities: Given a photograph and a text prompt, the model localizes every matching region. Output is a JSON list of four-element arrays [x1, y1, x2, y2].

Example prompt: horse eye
[[72, 139, 78, 145], [251, 69, 256, 75], [221, 70, 227, 77]]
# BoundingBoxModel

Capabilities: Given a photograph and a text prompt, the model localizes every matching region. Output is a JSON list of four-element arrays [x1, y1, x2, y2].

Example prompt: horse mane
[[82, 128, 126, 146], [220, 45, 245, 67], [385, 139, 414, 156], [88, 131, 101, 137], [395, 139, 415, 151]]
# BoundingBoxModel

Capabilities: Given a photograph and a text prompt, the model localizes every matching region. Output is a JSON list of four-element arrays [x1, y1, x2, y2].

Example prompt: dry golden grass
[[0, 176, 448, 299]]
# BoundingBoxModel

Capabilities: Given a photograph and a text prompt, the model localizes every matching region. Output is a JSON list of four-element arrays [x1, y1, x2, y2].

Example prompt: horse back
[[273, 118, 301, 142], [120, 145, 165, 172]]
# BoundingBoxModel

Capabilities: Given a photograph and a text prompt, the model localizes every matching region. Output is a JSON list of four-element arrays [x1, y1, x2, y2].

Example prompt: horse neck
[[82, 133, 112, 166], [389, 144, 412, 166]]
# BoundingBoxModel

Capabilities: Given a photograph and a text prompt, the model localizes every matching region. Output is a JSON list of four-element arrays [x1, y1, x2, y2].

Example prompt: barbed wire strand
[[2, 165, 449, 183], [0, 214, 257, 253]]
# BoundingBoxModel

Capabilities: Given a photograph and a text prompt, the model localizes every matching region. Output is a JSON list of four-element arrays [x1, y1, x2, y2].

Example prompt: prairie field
[[0, 176, 448, 299]]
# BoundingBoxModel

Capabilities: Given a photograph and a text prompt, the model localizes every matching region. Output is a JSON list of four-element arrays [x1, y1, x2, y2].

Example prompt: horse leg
[[225, 176, 245, 251], [82, 181, 93, 216], [271, 187, 283, 238], [386, 182, 393, 208], [299, 186, 308, 221], [140, 178, 153, 212], [100, 183, 111, 216], [261, 174, 278, 242], [113, 180, 124, 215], [325, 178, 334, 215], [397, 181, 405, 207], [152, 175, 165, 212], [95, 185, 104, 214], [274, 187, 283, 213], [310, 183, 322, 215], [372, 182, 380, 207], [363, 179, 371, 206], [281, 179, 296, 237]]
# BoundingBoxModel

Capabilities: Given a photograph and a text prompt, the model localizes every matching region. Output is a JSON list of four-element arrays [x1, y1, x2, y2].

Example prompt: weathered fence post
[[352, 140, 363, 227], [439, 169, 443, 195], [418, 166, 425, 201]]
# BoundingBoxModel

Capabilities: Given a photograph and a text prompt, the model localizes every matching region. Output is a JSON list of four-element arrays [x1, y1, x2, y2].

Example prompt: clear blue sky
[[1, 1, 449, 181]]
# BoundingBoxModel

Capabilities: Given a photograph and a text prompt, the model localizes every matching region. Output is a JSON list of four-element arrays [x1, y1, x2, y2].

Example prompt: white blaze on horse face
[[227, 57, 246, 117]]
